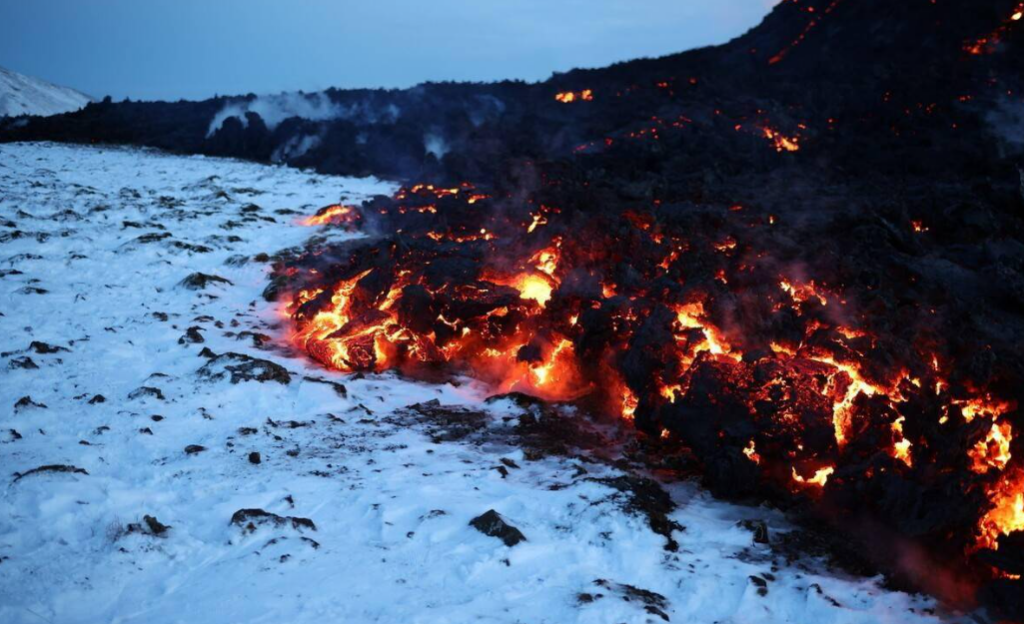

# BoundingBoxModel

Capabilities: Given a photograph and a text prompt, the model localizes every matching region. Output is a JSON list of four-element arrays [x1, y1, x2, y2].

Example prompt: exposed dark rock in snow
[[230, 508, 316, 533], [12, 464, 88, 481], [179, 272, 233, 290], [197, 352, 291, 385], [469, 509, 526, 547]]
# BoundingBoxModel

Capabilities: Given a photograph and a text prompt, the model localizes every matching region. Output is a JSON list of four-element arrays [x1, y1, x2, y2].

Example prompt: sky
[[0, 0, 777, 102]]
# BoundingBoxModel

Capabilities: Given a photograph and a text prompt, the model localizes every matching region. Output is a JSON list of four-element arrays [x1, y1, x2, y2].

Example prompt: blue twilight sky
[[0, 0, 777, 102]]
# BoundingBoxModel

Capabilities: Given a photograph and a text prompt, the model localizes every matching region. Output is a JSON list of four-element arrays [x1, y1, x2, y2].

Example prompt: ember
[[555, 89, 594, 103]]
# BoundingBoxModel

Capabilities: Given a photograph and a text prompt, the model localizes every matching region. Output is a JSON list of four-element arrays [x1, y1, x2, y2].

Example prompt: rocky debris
[[14, 396, 46, 411], [178, 326, 205, 345], [171, 240, 213, 254], [483, 393, 611, 459], [394, 400, 488, 443], [469, 509, 526, 547], [16, 286, 48, 295], [248, 452, 261, 464], [594, 476, 682, 551], [808, 583, 843, 608], [233, 331, 271, 348], [88, 394, 106, 404], [13, 464, 88, 482], [302, 376, 347, 397], [184, 445, 206, 455], [127, 386, 165, 401], [133, 232, 172, 244], [584, 579, 671, 621], [127, 515, 171, 537], [748, 575, 769, 597], [230, 508, 316, 534], [197, 352, 291, 385], [265, 418, 310, 429], [8, 356, 38, 370], [178, 272, 233, 290], [738, 519, 770, 545]]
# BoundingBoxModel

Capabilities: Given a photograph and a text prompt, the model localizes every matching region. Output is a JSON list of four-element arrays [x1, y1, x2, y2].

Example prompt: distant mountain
[[0, 66, 92, 118]]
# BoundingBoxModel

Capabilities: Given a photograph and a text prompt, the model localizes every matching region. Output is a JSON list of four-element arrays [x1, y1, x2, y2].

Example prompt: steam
[[424, 133, 449, 159], [272, 133, 322, 163], [470, 95, 506, 127], [206, 92, 401, 137]]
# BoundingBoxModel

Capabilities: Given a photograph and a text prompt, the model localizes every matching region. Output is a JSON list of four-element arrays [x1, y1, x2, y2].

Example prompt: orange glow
[[515, 274, 554, 306], [965, 3, 1024, 54], [969, 422, 1013, 474], [762, 126, 801, 152], [743, 440, 761, 464], [792, 466, 835, 487], [285, 178, 1024, 576], [977, 470, 1024, 551], [555, 89, 594, 103], [954, 395, 1014, 422], [302, 204, 357, 227]]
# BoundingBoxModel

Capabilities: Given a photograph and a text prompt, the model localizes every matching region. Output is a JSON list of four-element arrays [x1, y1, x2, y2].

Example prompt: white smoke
[[985, 96, 1024, 154], [206, 92, 401, 137], [271, 133, 322, 163], [424, 133, 449, 159]]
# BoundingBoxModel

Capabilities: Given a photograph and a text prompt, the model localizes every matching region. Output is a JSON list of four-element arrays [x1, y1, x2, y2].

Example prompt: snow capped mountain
[[0, 66, 92, 118]]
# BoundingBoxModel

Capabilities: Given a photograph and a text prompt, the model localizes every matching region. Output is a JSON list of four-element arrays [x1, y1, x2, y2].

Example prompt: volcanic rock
[[469, 509, 526, 547], [197, 352, 291, 385]]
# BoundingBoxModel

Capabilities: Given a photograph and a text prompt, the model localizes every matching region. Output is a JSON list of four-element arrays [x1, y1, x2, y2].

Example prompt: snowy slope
[[0, 67, 92, 118], [0, 142, 951, 624]]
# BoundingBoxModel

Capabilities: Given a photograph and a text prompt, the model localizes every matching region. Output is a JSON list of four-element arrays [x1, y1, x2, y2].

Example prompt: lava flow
[[275, 166, 1023, 602]]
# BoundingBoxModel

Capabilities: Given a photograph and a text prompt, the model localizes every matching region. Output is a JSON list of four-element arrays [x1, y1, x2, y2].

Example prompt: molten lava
[[281, 164, 1021, 596], [555, 89, 594, 103]]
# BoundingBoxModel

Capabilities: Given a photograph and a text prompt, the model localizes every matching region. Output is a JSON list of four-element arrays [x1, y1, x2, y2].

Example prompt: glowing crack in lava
[[769, 0, 848, 65], [555, 89, 594, 103], [964, 2, 1024, 54]]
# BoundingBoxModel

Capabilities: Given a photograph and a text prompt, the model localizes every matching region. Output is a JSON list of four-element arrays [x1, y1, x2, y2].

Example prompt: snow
[[0, 142, 949, 623], [0, 67, 92, 119]]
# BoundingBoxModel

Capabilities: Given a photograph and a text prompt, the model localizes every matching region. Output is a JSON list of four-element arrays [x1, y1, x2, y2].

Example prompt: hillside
[[0, 66, 91, 118]]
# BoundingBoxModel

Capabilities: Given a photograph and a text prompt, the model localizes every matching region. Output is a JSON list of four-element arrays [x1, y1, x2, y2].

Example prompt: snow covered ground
[[0, 68, 92, 119], [0, 142, 951, 624]]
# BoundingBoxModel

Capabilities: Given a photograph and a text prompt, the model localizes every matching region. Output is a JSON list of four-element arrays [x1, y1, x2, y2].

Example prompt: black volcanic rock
[[469, 509, 526, 547]]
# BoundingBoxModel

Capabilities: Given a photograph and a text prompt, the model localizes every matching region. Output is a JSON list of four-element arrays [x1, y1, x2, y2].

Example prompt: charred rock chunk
[[738, 519, 770, 545], [197, 352, 291, 385], [469, 509, 526, 547], [9, 356, 37, 370], [29, 341, 68, 354], [178, 326, 205, 345], [230, 508, 316, 533], [178, 272, 233, 290], [592, 579, 670, 621], [13, 464, 88, 481], [127, 515, 171, 537], [13, 396, 46, 411], [595, 475, 681, 551], [128, 386, 165, 401]]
